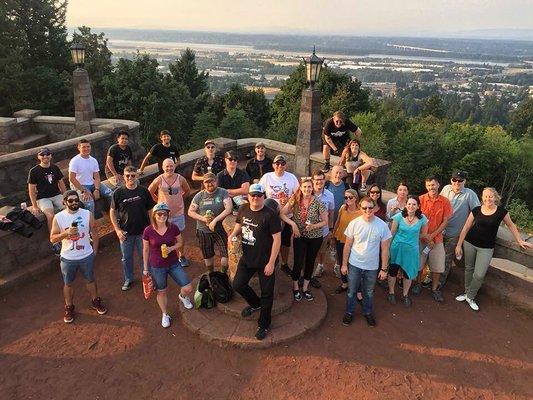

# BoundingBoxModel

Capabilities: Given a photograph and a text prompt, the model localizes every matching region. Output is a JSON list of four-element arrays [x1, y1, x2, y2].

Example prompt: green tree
[[169, 48, 209, 112], [218, 109, 258, 139], [188, 110, 218, 151], [222, 84, 270, 130], [508, 97, 533, 139], [421, 94, 444, 118]]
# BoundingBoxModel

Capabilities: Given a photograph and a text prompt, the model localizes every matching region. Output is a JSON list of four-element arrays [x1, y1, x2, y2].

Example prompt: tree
[[421, 94, 444, 118], [508, 97, 533, 139], [222, 84, 270, 130], [169, 48, 209, 112], [188, 110, 218, 151], [218, 109, 258, 139]]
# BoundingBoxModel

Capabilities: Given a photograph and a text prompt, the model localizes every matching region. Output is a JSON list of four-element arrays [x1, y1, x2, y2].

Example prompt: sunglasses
[[155, 211, 168, 216], [124, 174, 136, 178], [66, 198, 79, 204], [275, 162, 286, 167], [360, 206, 373, 210], [39, 152, 51, 156], [452, 178, 465, 183], [227, 158, 238, 162], [344, 196, 355, 200], [369, 190, 381, 194], [206, 145, 215, 149], [249, 193, 263, 198]]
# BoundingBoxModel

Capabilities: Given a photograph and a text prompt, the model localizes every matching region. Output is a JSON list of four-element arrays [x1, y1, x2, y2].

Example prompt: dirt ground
[[1, 222, 532, 400]]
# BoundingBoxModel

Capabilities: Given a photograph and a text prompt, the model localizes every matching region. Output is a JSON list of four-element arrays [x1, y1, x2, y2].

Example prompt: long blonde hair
[[482, 187, 501, 205]]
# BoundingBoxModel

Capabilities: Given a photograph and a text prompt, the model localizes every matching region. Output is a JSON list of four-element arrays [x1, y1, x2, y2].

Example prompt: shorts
[[196, 228, 228, 259], [419, 242, 445, 273], [169, 214, 186, 231], [281, 222, 292, 247], [60, 253, 95, 284], [37, 194, 63, 212], [151, 263, 191, 291], [321, 133, 347, 154]]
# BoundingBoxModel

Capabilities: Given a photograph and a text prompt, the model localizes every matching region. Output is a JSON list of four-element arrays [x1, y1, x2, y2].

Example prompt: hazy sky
[[67, 0, 533, 37]]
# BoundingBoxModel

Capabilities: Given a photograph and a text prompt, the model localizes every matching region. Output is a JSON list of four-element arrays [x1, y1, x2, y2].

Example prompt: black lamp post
[[302, 46, 324, 89], [70, 43, 86, 69]]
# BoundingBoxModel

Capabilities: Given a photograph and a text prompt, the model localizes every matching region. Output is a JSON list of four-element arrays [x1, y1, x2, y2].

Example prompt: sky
[[67, 0, 533, 38]]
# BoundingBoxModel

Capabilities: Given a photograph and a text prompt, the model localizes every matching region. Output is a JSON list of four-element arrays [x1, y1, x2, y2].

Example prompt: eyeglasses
[[255, 146, 265, 149], [369, 190, 381, 194], [249, 193, 263, 198], [66, 198, 79, 204], [206, 146, 215, 149], [360, 206, 374, 210], [344, 196, 355, 200], [39, 152, 51, 156], [124, 174, 136, 178], [227, 158, 238, 162], [155, 212, 168, 216], [313, 178, 325, 182], [452, 178, 465, 183], [275, 161, 286, 166]]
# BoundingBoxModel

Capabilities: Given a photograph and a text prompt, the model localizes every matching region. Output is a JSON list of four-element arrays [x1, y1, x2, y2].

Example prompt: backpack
[[194, 274, 216, 309], [209, 271, 233, 303]]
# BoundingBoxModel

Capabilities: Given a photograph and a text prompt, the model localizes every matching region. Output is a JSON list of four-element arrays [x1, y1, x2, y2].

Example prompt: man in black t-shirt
[[27, 147, 67, 233], [245, 141, 273, 183], [105, 130, 133, 187], [217, 150, 250, 206], [322, 110, 362, 172], [139, 129, 181, 175], [110, 166, 156, 290], [228, 183, 281, 341]]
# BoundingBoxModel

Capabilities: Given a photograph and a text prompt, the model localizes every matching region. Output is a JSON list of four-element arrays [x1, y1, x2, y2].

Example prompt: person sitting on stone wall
[[322, 111, 362, 172], [191, 139, 226, 182], [27, 146, 67, 253], [139, 130, 181, 175], [217, 150, 250, 208], [105, 130, 133, 188]]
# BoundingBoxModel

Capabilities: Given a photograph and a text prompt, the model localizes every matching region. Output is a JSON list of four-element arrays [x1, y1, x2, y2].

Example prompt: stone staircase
[[7, 133, 48, 152]]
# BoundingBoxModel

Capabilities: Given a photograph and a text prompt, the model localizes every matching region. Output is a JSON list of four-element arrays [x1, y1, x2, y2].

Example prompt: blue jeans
[[119, 234, 143, 282], [75, 183, 113, 215], [345, 264, 378, 316], [151, 263, 191, 290]]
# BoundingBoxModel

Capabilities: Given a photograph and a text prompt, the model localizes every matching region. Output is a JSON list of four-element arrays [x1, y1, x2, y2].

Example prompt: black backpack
[[194, 274, 216, 309], [209, 271, 233, 303]]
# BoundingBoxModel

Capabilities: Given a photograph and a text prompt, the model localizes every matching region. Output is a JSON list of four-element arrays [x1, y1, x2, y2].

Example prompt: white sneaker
[[179, 294, 193, 309], [313, 263, 324, 278], [455, 294, 467, 302], [465, 296, 479, 311], [333, 264, 341, 279], [162, 313, 171, 328]]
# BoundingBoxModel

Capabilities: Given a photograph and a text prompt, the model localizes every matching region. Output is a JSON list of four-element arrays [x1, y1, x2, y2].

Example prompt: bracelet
[[380, 268, 388, 272]]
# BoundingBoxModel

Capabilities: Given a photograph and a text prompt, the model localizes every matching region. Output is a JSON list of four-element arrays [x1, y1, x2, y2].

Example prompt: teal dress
[[390, 213, 427, 279]]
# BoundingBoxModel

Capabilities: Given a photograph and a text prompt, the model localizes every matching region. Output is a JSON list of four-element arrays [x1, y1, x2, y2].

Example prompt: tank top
[[466, 206, 507, 249], [56, 208, 93, 260], [157, 173, 185, 216]]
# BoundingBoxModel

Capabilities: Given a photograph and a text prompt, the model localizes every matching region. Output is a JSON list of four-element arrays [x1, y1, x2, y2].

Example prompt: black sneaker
[[411, 283, 422, 296], [431, 289, 444, 303], [323, 161, 331, 172], [310, 277, 321, 288], [281, 264, 292, 276], [342, 313, 353, 326], [403, 295, 412, 307], [255, 327, 268, 340], [303, 290, 314, 301], [387, 293, 396, 305], [241, 305, 261, 318], [364, 314, 376, 327], [293, 290, 302, 301]]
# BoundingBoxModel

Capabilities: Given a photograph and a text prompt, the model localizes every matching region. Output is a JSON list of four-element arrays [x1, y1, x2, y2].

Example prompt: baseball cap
[[224, 150, 239, 160], [249, 183, 265, 195], [255, 142, 265, 148], [202, 172, 217, 182], [153, 202, 170, 213], [452, 170, 467, 180], [38, 147, 51, 155], [204, 139, 216, 147], [273, 155, 286, 163]]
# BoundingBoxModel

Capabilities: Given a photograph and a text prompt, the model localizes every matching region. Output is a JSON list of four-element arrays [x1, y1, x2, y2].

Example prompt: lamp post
[[70, 42, 95, 136], [294, 47, 324, 177]]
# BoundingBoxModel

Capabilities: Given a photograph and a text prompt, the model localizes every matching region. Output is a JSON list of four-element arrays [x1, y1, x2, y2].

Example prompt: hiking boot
[[161, 313, 171, 328], [303, 290, 314, 301], [179, 256, 190, 267], [293, 290, 302, 301], [91, 297, 108, 315], [255, 327, 268, 340], [387, 293, 396, 305], [334, 285, 348, 294], [323, 161, 331, 172], [310, 277, 321, 288], [411, 283, 422, 295], [178, 294, 193, 309], [364, 314, 376, 327], [455, 294, 467, 302], [241, 305, 261, 318], [121, 280, 132, 291], [280, 263, 292, 276], [402, 295, 412, 307], [64, 304, 75, 324], [431, 290, 444, 303], [333, 264, 341, 279], [465, 296, 479, 311], [313, 263, 324, 278], [342, 313, 353, 326]]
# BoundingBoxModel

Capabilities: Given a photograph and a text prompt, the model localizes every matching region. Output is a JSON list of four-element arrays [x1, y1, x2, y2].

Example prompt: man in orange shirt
[[415, 176, 452, 302]]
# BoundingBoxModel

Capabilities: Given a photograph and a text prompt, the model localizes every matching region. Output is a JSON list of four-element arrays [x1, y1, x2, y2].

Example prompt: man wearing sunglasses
[[28, 147, 66, 240], [245, 142, 273, 183], [217, 150, 250, 207], [191, 140, 225, 182], [439, 170, 480, 289], [50, 190, 107, 324], [110, 166, 155, 291]]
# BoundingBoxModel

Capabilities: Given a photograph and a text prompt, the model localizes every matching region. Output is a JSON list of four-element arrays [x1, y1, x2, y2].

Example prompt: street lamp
[[302, 46, 324, 89], [70, 43, 86, 69]]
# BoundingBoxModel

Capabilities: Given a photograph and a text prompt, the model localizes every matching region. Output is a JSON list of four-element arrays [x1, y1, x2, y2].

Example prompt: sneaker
[[179, 256, 190, 267], [52, 242, 61, 255], [310, 277, 321, 288], [178, 294, 193, 309], [91, 297, 108, 315], [431, 290, 444, 303], [364, 314, 377, 327], [255, 327, 268, 340], [161, 313, 171, 328], [323, 161, 331, 172], [333, 264, 341, 279], [465, 296, 479, 311], [387, 293, 396, 305], [402, 295, 412, 307], [241, 305, 261, 317], [411, 283, 422, 296], [121, 280, 132, 291], [303, 290, 314, 301], [293, 290, 302, 301], [455, 294, 467, 302], [313, 263, 324, 278], [421, 276, 432, 288], [342, 313, 353, 326], [281, 263, 292, 276], [64, 304, 75, 323], [334, 285, 348, 294], [359, 183, 367, 192]]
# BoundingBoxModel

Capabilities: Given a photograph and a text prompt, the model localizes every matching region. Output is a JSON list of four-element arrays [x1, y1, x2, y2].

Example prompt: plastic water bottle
[[422, 246, 431, 255]]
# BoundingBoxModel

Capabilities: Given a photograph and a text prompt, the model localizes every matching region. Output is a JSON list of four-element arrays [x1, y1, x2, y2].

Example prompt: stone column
[[72, 68, 95, 136], [294, 88, 322, 177]]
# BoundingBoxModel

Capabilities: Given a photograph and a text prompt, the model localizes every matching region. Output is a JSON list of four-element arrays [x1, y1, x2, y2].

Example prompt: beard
[[67, 203, 80, 211]]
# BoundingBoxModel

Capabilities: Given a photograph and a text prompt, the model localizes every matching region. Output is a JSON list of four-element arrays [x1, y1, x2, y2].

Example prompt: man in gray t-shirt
[[439, 170, 480, 288]]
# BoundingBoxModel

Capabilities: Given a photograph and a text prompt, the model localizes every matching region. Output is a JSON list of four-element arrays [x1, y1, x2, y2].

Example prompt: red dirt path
[[1, 223, 532, 400]]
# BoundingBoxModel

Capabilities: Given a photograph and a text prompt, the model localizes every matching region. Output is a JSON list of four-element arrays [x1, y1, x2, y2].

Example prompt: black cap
[[224, 150, 239, 160], [452, 170, 467, 180], [37, 147, 51, 155]]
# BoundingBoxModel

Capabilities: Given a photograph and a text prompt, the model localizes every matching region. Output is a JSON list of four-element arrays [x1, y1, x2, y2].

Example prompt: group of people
[[24, 112, 531, 341]]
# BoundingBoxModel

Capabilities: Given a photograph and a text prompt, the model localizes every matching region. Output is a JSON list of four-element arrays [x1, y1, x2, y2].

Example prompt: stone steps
[[8, 133, 48, 152]]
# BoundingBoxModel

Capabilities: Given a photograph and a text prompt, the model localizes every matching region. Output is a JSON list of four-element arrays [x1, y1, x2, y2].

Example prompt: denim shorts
[[169, 214, 186, 231], [60, 253, 95, 284], [151, 263, 191, 290]]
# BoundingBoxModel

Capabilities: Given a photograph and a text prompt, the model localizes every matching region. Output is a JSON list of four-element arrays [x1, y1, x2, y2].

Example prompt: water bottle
[[422, 246, 431, 255]]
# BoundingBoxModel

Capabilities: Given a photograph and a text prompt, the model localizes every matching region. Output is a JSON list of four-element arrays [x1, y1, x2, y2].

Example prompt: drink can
[[161, 244, 168, 258], [20, 202, 27, 210]]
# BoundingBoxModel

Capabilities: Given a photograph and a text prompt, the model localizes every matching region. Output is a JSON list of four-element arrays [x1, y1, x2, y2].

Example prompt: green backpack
[[194, 274, 216, 309]]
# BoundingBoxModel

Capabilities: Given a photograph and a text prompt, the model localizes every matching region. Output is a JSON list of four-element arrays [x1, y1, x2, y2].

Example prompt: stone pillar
[[72, 68, 95, 136], [294, 88, 322, 177]]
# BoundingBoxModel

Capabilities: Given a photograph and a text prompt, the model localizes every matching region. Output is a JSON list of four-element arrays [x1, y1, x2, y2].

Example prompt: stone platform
[[179, 272, 328, 349]]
